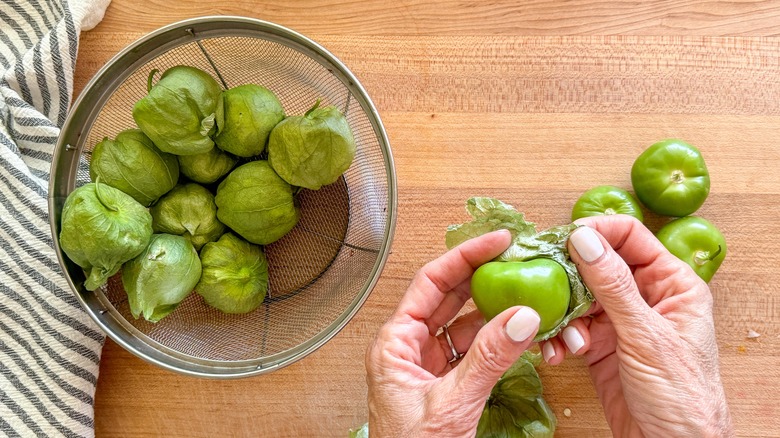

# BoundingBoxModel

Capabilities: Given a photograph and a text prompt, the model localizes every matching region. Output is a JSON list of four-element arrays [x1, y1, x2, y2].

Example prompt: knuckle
[[421, 268, 452, 294], [366, 325, 396, 363], [701, 288, 714, 309], [624, 214, 643, 228], [470, 337, 511, 373], [412, 266, 449, 295], [682, 284, 714, 316], [452, 283, 471, 303], [596, 257, 636, 298]]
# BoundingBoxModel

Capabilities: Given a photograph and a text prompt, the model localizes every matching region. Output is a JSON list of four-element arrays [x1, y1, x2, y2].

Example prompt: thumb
[[567, 225, 653, 332], [442, 306, 539, 404]]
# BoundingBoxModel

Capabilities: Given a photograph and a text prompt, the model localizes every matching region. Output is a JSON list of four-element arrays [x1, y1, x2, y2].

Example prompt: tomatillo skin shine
[[471, 259, 571, 333]]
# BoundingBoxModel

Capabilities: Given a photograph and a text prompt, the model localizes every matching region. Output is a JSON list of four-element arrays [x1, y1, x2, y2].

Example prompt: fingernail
[[542, 342, 556, 363], [570, 227, 604, 262], [505, 307, 540, 342], [562, 326, 585, 354]]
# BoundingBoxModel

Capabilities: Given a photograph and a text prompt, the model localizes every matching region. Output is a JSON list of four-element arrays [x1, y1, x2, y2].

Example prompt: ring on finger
[[442, 324, 462, 363]]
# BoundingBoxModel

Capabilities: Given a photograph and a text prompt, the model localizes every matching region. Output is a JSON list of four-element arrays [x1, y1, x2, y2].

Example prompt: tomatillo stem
[[146, 69, 159, 92], [305, 99, 322, 117], [694, 245, 722, 266], [93, 177, 118, 212]]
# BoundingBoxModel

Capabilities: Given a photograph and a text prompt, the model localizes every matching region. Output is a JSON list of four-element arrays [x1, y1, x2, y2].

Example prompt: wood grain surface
[[72, 1, 780, 436]]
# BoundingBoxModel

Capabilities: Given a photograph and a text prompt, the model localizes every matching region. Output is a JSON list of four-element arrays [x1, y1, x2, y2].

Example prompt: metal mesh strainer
[[48, 17, 396, 378]]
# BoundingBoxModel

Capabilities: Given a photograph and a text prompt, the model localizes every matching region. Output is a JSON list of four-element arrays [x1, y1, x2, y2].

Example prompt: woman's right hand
[[542, 215, 734, 437]]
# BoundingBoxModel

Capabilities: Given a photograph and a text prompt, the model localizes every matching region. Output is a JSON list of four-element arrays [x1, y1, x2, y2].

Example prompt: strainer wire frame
[[48, 16, 397, 378]]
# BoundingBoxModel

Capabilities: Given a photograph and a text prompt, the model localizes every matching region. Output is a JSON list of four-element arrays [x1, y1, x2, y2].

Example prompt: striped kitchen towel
[[1, 0, 111, 436]]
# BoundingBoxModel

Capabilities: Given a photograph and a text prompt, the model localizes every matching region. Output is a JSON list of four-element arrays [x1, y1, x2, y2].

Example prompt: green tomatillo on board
[[656, 216, 726, 283], [571, 185, 644, 223], [471, 260, 571, 333], [631, 139, 710, 217]]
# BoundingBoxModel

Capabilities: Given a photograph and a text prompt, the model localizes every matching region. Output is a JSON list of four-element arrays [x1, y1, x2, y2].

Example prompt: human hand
[[541, 215, 734, 437], [365, 229, 541, 437]]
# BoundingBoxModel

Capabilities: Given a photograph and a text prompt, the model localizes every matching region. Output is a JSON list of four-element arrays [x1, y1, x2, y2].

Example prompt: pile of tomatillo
[[58, 65, 355, 323], [571, 138, 726, 283]]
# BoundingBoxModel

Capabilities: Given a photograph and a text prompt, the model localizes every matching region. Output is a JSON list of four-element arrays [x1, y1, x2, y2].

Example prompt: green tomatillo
[[447, 197, 593, 341], [656, 216, 726, 283], [121, 233, 202, 323], [268, 100, 355, 190], [471, 259, 571, 333], [59, 181, 153, 291], [150, 183, 225, 251], [178, 146, 237, 185], [571, 185, 644, 222], [214, 84, 285, 157], [196, 233, 269, 314], [89, 129, 179, 207], [631, 139, 710, 217], [215, 160, 300, 245], [132, 65, 222, 156]]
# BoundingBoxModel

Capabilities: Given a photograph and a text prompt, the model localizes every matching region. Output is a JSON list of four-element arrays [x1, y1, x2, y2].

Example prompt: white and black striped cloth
[[1, 0, 110, 436]]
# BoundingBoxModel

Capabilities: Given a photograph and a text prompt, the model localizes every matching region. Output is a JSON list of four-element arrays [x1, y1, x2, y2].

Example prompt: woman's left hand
[[366, 230, 541, 437]]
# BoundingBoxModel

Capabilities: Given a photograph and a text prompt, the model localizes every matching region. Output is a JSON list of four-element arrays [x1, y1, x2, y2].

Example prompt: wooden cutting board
[[73, 1, 780, 436]]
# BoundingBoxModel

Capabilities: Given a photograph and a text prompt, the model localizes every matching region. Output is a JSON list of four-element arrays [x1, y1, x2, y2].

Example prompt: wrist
[[678, 396, 734, 438], [703, 400, 734, 438], [703, 372, 735, 438]]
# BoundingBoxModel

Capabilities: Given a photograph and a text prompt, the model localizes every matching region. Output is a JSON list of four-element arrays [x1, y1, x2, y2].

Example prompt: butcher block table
[[73, 1, 780, 436]]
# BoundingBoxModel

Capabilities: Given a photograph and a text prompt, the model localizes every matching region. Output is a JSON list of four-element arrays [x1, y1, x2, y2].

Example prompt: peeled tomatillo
[[571, 185, 644, 223], [656, 216, 726, 283], [471, 259, 571, 333], [631, 139, 710, 217]]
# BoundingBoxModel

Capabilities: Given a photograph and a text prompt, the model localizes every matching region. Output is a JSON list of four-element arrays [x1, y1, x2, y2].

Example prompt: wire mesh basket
[[48, 16, 396, 378]]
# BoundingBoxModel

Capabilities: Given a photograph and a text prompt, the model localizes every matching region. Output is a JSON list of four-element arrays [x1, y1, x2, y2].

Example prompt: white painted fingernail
[[562, 326, 585, 354], [505, 307, 540, 342], [570, 227, 604, 262], [542, 342, 556, 363]]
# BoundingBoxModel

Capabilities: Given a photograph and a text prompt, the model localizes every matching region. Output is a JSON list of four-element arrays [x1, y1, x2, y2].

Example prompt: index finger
[[394, 229, 512, 322], [572, 214, 704, 303]]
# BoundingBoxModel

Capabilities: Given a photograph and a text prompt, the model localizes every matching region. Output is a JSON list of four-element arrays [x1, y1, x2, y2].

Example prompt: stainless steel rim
[[48, 16, 397, 378]]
